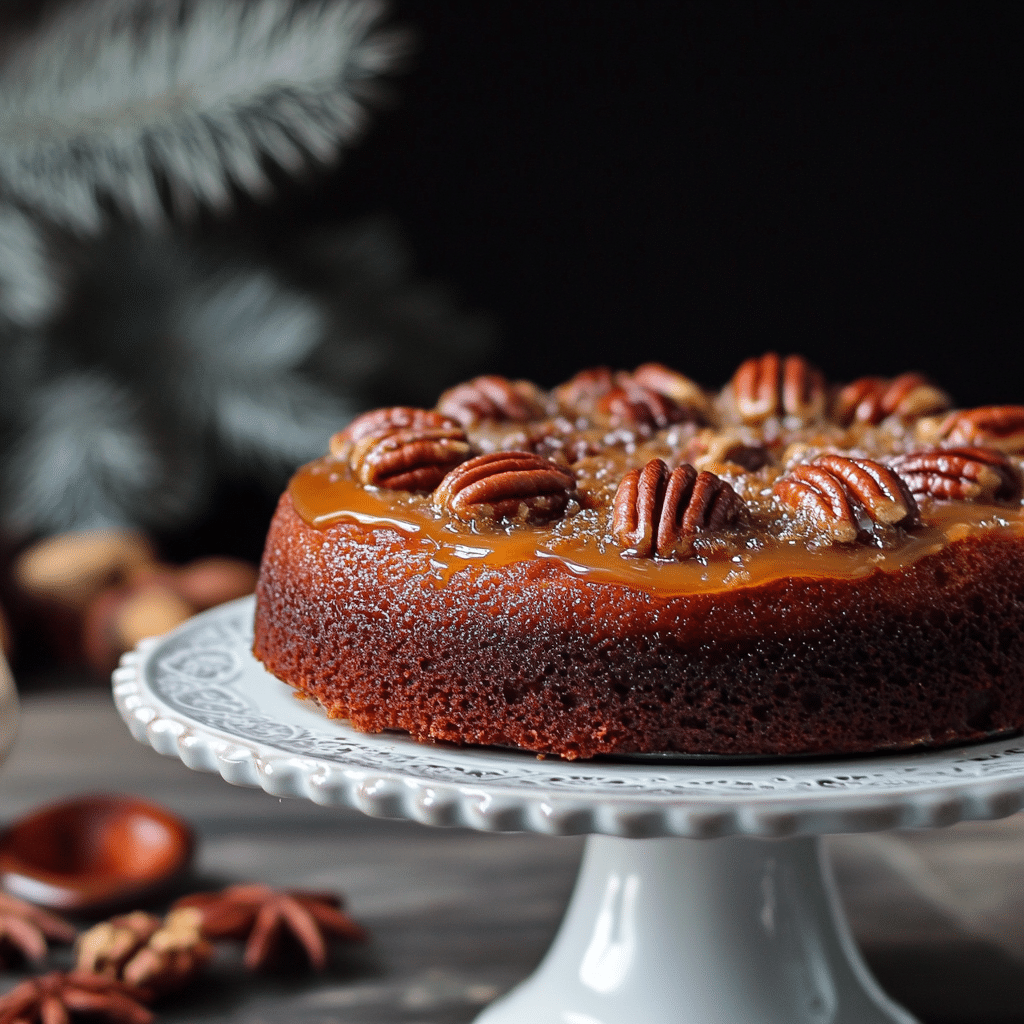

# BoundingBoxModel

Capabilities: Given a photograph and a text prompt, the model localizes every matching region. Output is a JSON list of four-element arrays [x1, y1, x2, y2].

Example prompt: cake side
[[254, 493, 1024, 759]]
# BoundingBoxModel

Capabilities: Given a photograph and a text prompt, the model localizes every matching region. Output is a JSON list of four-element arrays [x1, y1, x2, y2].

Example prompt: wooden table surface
[[3, 689, 1024, 1023]]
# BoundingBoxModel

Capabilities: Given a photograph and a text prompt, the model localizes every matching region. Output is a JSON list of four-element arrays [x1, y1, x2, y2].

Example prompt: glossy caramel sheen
[[290, 457, 1024, 596]]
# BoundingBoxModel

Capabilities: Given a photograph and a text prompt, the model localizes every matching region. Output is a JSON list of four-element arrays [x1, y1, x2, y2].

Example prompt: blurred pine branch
[[0, 0, 407, 231], [0, 221, 494, 536], [0, 205, 60, 328], [0, 0, 495, 541]]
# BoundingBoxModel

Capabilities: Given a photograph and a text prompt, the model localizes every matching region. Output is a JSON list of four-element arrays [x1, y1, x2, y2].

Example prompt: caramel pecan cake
[[253, 354, 1024, 759]]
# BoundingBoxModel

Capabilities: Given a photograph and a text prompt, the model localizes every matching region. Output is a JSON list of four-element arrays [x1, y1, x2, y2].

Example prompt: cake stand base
[[477, 834, 916, 1024]]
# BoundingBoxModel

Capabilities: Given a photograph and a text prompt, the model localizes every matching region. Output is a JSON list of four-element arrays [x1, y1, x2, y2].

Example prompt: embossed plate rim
[[112, 597, 1024, 838]]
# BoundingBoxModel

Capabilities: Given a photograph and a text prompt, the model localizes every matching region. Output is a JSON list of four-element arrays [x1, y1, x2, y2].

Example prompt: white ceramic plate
[[114, 596, 1024, 839]]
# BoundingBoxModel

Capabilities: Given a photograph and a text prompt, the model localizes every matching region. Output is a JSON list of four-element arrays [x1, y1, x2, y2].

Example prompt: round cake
[[253, 354, 1024, 759]]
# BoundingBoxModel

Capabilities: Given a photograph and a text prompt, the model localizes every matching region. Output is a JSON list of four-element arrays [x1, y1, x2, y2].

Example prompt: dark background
[[275, 2, 1021, 402], [3, 0, 1020, 573]]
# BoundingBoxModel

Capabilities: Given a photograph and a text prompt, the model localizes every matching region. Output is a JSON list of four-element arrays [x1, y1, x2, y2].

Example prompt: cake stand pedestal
[[476, 833, 911, 1024], [114, 598, 1024, 1024]]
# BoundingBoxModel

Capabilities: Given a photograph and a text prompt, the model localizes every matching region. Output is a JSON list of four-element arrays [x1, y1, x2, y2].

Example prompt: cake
[[253, 354, 1024, 759]]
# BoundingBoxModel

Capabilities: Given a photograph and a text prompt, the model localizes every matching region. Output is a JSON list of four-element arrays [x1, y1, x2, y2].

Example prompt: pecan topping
[[350, 425, 472, 491], [934, 406, 1024, 453], [433, 451, 576, 525], [330, 407, 459, 456], [773, 454, 919, 544], [631, 363, 713, 420], [437, 375, 547, 426], [832, 373, 951, 425], [508, 419, 599, 465], [729, 352, 826, 423], [611, 458, 744, 558], [890, 446, 1022, 503], [329, 406, 473, 491], [597, 381, 690, 431], [553, 366, 616, 411], [721, 444, 770, 472], [556, 364, 710, 424]]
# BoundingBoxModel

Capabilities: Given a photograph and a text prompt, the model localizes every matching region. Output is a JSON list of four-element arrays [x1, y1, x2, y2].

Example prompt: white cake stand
[[113, 597, 1024, 1024]]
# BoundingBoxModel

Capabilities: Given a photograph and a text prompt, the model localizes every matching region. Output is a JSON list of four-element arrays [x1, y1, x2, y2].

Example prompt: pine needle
[[0, 0, 406, 231], [0, 204, 62, 327], [0, 219, 492, 537], [166, 261, 357, 472], [2, 372, 205, 533]]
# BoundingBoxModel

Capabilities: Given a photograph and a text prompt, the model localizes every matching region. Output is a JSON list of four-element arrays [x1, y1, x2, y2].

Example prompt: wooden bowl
[[0, 794, 194, 917]]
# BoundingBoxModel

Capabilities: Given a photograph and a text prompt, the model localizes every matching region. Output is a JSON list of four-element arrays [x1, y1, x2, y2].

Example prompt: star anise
[[0, 894, 77, 968], [173, 884, 367, 972], [0, 971, 152, 1024]]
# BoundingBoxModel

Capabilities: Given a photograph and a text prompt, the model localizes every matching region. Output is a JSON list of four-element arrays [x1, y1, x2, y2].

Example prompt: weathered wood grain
[[2, 691, 1024, 1022]]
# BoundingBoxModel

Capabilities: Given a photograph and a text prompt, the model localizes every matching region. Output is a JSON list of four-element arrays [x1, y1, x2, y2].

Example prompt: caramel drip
[[289, 458, 1024, 596]]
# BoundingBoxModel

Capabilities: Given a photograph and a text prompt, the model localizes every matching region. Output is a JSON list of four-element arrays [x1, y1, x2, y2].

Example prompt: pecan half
[[631, 363, 713, 421], [329, 407, 459, 456], [437, 375, 547, 426], [611, 458, 744, 558], [832, 373, 951, 425], [729, 353, 826, 423], [350, 426, 472, 491], [934, 406, 1024, 453], [597, 381, 690, 431], [611, 458, 667, 558], [890, 446, 1022, 503], [433, 451, 576, 524], [553, 367, 616, 411], [773, 454, 919, 544]]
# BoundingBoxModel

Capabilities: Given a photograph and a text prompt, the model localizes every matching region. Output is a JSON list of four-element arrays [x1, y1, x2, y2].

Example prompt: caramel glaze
[[290, 456, 1024, 596]]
